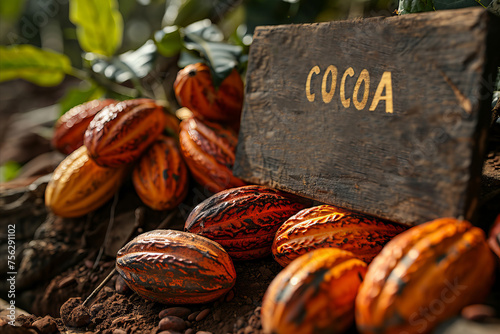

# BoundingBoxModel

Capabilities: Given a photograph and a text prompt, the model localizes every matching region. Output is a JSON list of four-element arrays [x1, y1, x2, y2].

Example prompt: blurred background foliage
[[0, 0, 399, 55], [1, 0, 497, 104], [0, 0, 498, 182], [0, 0, 402, 182], [0, 0, 402, 115]]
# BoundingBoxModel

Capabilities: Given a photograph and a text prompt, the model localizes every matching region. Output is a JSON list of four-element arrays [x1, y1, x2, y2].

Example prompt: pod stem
[[82, 268, 117, 308]]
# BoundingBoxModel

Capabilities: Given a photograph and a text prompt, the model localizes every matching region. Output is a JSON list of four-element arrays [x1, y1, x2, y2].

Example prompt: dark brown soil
[[4, 169, 500, 334], [1, 171, 284, 334], [14, 253, 283, 334]]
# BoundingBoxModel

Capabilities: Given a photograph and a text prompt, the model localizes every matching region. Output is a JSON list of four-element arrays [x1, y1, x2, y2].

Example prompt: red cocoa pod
[[185, 185, 312, 260], [273, 204, 409, 266], [84, 98, 166, 167], [355, 218, 496, 334], [179, 117, 245, 193], [132, 135, 189, 210], [45, 145, 128, 218], [174, 63, 243, 123], [116, 229, 236, 304], [52, 99, 116, 154], [488, 214, 500, 261]]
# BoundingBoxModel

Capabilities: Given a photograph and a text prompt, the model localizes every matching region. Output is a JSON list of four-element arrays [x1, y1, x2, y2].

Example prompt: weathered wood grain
[[234, 8, 500, 225]]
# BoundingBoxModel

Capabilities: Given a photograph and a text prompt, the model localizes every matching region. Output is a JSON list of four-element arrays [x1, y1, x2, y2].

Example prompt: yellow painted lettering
[[321, 65, 337, 103], [340, 67, 354, 108], [353, 69, 370, 110], [370, 71, 393, 113], [306, 66, 320, 102]]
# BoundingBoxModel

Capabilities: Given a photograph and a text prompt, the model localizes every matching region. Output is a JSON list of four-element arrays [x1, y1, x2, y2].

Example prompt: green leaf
[[182, 20, 243, 87], [69, 0, 123, 57], [0, 45, 72, 86], [184, 19, 224, 42], [0, 0, 26, 21], [0, 161, 22, 183], [398, 0, 435, 14], [172, 0, 214, 27], [185, 36, 242, 85], [154, 25, 183, 57], [178, 50, 204, 68], [89, 40, 156, 83], [58, 84, 104, 115]]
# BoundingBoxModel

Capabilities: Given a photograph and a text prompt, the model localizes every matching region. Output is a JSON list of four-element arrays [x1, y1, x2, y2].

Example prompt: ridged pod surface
[[185, 185, 311, 260], [174, 63, 243, 123], [273, 205, 408, 266], [355, 218, 496, 334], [45, 145, 128, 218], [84, 98, 166, 167], [132, 136, 188, 210], [52, 99, 116, 154], [116, 229, 236, 304], [179, 117, 245, 193], [261, 248, 367, 334]]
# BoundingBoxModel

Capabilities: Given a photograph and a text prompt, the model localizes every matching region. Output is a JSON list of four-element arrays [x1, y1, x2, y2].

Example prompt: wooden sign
[[234, 8, 500, 225]]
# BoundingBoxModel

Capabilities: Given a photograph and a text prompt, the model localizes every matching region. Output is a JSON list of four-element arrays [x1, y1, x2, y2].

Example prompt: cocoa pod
[[84, 99, 166, 167], [261, 248, 367, 334], [273, 204, 408, 266], [116, 229, 236, 304], [164, 112, 181, 139], [355, 218, 496, 334], [179, 117, 245, 193], [174, 63, 243, 124], [52, 99, 116, 154], [132, 135, 189, 210], [45, 145, 128, 217], [185, 185, 311, 260]]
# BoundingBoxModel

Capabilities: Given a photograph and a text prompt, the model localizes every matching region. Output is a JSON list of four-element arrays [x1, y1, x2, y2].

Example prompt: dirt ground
[[1, 82, 500, 334], [16, 255, 283, 334], [0, 143, 499, 334], [0, 177, 284, 334]]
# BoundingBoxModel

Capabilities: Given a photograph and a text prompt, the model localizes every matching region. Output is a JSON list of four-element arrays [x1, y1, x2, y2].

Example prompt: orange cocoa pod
[[116, 229, 236, 304], [272, 204, 409, 266], [52, 99, 116, 154], [84, 99, 166, 167], [174, 63, 243, 123], [179, 117, 245, 193], [261, 248, 367, 334], [132, 136, 188, 210], [164, 112, 181, 138], [45, 146, 128, 218], [185, 185, 312, 260], [355, 218, 496, 334]]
